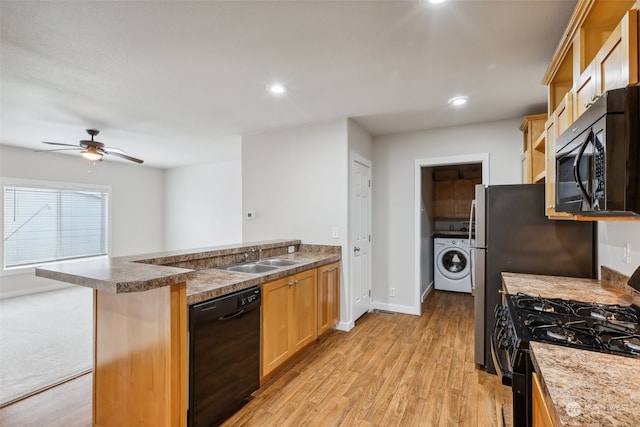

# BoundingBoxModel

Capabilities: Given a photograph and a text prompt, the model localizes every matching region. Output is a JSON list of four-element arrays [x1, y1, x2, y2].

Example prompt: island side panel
[[93, 283, 187, 427]]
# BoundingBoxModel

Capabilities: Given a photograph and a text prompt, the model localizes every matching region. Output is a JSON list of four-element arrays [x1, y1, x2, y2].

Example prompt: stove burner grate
[[514, 293, 572, 315], [607, 335, 640, 355], [507, 294, 640, 359], [572, 303, 639, 324]]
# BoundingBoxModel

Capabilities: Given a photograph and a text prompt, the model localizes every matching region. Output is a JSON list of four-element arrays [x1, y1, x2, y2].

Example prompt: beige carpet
[[0, 286, 93, 407]]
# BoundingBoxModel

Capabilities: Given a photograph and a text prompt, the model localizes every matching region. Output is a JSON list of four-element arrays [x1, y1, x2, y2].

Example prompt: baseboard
[[336, 320, 354, 332], [371, 301, 420, 316], [421, 281, 434, 302], [0, 281, 74, 300]]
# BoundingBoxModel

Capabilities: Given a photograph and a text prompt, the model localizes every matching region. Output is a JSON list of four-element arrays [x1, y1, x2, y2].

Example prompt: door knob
[[354, 246, 360, 254]]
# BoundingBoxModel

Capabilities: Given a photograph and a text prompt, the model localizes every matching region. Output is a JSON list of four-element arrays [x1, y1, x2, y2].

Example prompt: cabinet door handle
[[288, 281, 294, 287], [294, 279, 299, 285]]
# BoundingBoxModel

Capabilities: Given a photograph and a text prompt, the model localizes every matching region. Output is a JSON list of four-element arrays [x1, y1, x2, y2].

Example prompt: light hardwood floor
[[0, 290, 510, 426]]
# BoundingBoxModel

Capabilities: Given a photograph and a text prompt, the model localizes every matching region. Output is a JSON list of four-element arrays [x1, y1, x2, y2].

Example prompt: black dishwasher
[[188, 286, 261, 427]]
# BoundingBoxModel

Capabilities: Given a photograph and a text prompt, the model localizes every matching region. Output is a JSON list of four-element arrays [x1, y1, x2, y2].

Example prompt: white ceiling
[[0, 0, 576, 169]]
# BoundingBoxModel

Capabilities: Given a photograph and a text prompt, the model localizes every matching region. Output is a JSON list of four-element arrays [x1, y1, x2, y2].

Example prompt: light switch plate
[[332, 226, 339, 239]]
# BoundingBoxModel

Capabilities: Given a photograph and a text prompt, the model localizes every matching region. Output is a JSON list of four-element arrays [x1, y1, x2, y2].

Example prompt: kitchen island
[[502, 272, 640, 426], [36, 240, 340, 427]]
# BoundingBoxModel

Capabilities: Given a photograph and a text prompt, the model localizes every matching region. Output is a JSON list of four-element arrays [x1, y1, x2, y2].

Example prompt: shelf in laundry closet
[[432, 231, 475, 239]]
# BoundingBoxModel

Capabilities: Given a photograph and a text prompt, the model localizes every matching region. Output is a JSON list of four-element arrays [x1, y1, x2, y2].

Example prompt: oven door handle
[[490, 319, 513, 387], [573, 128, 594, 209]]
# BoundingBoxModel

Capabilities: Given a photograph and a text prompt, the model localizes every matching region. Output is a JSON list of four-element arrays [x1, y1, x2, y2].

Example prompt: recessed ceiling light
[[418, 0, 447, 5], [267, 83, 287, 95], [448, 96, 469, 106]]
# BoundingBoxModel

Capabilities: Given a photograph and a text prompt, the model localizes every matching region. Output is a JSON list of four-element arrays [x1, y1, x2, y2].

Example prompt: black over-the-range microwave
[[555, 85, 640, 217]]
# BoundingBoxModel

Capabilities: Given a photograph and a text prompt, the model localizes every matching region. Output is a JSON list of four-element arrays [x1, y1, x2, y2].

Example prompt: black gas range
[[492, 293, 640, 426]]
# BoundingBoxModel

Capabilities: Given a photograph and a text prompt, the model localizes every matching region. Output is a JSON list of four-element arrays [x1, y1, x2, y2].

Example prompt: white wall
[[165, 157, 242, 250], [242, 119, 348, 245], [242, 119, 358, 328], [0, 145, 165, 298], [348, 119, 373, 160], [372, 118, 522, 314], [598, 221, 640, 277]]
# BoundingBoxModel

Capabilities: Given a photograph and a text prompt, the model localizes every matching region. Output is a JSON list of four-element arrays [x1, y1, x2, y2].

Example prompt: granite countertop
[[502, 272, 639, 426], [501, 272, 634, 305], [36, 239, 341, 302], [529, 342, 640, 426], [187, 251, 341, 305], [117, 239, 301, 265], [35, 258, 197, 294]]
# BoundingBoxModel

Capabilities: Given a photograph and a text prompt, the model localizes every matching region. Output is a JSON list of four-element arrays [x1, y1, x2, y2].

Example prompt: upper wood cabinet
[[453, 179, 475, 217], [520, 114, 548, 184], [542, 0, 639, 219], [544, 0, 637, 115], [434, 179, 479, 219], [434, 180, 454, 218], [573, 9, 638, 118]]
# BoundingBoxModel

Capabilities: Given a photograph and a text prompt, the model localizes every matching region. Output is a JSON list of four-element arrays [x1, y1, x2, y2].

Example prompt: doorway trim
[[413, 153, 489, 314]]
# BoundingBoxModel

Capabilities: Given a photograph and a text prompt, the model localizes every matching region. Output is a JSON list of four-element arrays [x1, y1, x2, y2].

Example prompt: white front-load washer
[[434, 238, 472, 293]]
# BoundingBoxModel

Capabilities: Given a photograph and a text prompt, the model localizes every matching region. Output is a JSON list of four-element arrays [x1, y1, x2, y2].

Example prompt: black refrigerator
[[470, 184, 596, 374]]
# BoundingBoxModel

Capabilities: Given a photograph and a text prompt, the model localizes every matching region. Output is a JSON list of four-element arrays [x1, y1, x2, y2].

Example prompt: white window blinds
[[4, 184, 109, 269]]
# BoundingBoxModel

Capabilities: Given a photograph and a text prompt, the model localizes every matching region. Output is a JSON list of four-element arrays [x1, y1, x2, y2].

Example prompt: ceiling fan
[[40, 129, 144, 164]]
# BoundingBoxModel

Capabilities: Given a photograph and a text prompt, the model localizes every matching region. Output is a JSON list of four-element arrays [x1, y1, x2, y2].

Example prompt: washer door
[[436, 246, 470, 280]]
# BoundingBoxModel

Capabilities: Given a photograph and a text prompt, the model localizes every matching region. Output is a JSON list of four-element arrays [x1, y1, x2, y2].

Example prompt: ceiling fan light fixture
[[81, 147, 102, 161]]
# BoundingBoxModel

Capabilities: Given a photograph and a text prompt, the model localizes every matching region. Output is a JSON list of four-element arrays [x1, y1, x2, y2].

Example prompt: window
[[3, 183, 109, 269]]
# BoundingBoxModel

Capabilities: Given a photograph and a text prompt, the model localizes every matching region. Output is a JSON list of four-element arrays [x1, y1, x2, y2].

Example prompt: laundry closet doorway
[[414, 154, 489, 310]]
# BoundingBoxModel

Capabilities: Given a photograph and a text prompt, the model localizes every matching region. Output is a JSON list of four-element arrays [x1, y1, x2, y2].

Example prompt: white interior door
[[351, 157, 371, 321]]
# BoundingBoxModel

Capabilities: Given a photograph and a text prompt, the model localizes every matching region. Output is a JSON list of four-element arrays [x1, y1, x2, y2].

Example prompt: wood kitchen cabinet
[[544, 1, 637, 114], [434, 180, 454, 218], [453, 179, 474, 217], [261, 268, 317, 382], [532, 372, 556, 427], [434, 179, 479, 218], [317, 262, 340, 337], [520, 114, 548, 184], [574, 9, 638, 119], [291, 269, 317, 352], [542, 0, 638, 220]]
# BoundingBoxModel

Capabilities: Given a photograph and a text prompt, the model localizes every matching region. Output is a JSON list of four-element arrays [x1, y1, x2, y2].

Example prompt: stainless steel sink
[[224, 263, 280, 274], [257, 259, 301, 267]]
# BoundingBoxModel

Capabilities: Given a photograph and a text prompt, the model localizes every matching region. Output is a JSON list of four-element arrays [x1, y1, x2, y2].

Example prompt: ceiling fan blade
[[103, 146, 128, 154], [35, 148, 83, 152], [42, 141, 80, 147], [104, 150, 144, 164]]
